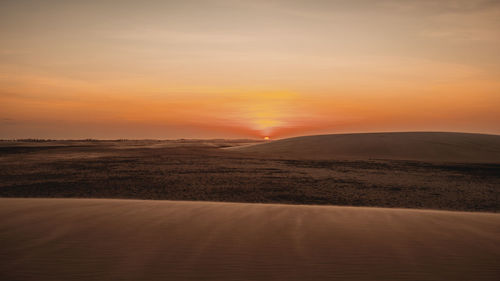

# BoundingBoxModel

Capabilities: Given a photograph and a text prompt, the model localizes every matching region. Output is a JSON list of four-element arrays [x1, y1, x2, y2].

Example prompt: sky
[[1, 0, 499, 139]]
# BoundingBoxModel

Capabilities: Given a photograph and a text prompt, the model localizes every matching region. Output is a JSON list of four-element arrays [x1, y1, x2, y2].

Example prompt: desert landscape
[[1, 132, 499, 211], [1, 132, 500, 280]]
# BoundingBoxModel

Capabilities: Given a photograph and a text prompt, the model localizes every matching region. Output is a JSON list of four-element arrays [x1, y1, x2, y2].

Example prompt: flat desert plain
[[1, 132, 499, 211], [1, 198, 499, 281]]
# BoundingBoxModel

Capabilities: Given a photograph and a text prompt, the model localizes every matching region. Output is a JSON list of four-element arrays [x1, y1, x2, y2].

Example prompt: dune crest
[[233, 132, 500, 162]]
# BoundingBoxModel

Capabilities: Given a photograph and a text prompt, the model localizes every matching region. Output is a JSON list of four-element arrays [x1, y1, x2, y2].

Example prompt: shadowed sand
[[1, 199, 499, 281], [233, 132, 500, 162]]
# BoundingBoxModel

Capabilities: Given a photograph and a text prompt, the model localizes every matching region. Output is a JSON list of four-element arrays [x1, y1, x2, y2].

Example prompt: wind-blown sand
[[233, 132, 500, 162], [1, 198, 499, 281]]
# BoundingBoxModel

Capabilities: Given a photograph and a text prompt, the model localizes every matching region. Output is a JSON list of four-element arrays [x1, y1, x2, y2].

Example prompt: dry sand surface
[[234, 132, 500, 162], [1, 198, 499, 281]]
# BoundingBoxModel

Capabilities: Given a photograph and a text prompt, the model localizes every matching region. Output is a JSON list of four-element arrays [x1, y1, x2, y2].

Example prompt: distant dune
[[1, 198, 499, 281], [233, 132, 500, 162]]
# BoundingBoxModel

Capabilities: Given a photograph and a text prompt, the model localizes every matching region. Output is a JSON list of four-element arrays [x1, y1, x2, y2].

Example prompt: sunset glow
[[1, 0, 499, 139]]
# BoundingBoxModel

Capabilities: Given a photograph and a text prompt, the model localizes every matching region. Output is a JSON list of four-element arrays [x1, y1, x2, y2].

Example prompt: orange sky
[[1, 0, 499, 139]]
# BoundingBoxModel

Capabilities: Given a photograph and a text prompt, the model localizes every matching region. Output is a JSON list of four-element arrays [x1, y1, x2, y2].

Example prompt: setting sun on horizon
[[1, 0, 500, 139]]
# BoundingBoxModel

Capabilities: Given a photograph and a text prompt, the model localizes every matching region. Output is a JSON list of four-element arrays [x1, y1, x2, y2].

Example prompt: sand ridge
[[233, 132, 500, 162]]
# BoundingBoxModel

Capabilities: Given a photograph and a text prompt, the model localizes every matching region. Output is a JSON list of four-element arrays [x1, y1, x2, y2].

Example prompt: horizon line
[[2, 130, 499, 142]]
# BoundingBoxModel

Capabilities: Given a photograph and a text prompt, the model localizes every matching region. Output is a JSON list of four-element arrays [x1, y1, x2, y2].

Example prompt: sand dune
[[1, 198, 499, 281], [233, 132, 500, 162]]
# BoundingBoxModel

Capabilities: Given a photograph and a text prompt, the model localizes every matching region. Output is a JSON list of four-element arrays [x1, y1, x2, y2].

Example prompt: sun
[[264, 136, 270, 140]]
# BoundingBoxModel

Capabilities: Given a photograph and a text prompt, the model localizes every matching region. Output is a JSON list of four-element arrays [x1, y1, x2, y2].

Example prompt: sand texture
[[1, 198, 499, 281]]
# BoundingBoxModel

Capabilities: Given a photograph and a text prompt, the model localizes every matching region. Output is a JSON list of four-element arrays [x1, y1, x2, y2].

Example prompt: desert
[[1, 133, 499, 212], [1, 132, 500, 280]]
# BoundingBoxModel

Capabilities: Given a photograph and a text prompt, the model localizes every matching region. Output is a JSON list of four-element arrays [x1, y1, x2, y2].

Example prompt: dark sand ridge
[[232, 132, 500, 162], [1, 198, 499, 281]]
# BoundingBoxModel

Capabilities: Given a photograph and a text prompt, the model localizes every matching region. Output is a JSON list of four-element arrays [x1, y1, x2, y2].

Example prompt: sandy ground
[[2, 138, 499, 211], [1, 198, 499, 281], [234, 132, 500, 162]]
